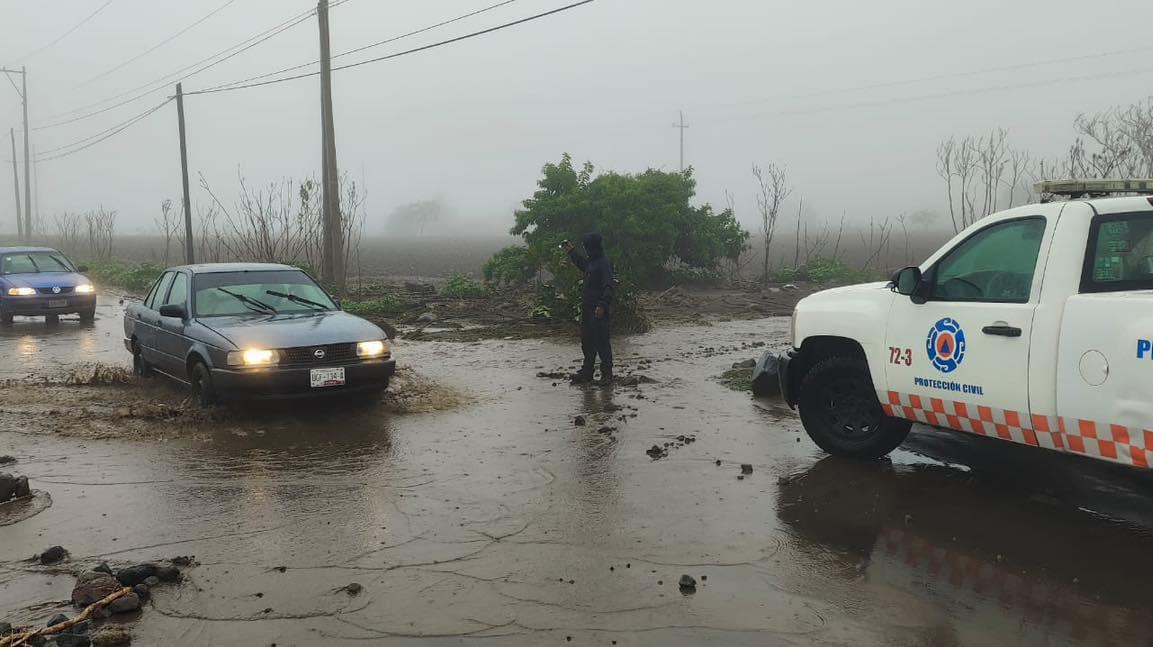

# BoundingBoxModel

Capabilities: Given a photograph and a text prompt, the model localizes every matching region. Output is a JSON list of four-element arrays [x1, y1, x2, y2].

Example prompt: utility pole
[[2, 67, 31, 240], [21, 66, 30, 241], [318, 0, 344, 292], [672, 110, 689, 174], [9, 128, 21, 239], [175, 83, 195, 264]]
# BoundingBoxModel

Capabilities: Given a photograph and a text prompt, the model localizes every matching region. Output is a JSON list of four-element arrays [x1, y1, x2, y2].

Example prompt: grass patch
[[771, 257, 885, 285], [441, 274, 486, 298], [84, 260, 163, 292], [719, 367, 754, 392], [342, 294, 406, 317]]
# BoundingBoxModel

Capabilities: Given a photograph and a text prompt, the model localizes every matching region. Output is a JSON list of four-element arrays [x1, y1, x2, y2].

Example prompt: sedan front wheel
[[189, 361, 218, 407]]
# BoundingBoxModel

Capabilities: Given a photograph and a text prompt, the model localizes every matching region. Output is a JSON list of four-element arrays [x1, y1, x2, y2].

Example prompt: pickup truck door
[[154, 271, 192, 377], [132, 271, 175, 367], [883, 216, 1054, 449], [1056, 210, 1153, 468]]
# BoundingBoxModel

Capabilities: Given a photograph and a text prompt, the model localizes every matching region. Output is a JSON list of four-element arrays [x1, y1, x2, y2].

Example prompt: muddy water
[[2, 306, 1153, 645], [0, 291, 129, 380]]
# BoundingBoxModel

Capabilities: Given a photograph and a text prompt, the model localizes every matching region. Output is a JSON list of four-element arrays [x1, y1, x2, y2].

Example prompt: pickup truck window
[[929, 217, 1046, 303], [1081, 212, 1153, 293]]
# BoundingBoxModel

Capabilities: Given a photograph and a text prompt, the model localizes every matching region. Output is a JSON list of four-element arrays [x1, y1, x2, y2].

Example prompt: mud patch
[[0, 490, 52, 527], [719, 367, 754, 392], [0, 366, 470, 440], [381, 367, 472, 414]]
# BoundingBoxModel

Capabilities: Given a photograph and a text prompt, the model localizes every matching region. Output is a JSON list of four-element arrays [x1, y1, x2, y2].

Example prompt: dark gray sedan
[[123, 263, 395, 405]]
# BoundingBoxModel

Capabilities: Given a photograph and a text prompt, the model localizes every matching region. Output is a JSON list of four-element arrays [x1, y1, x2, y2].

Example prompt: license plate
[[310, 367, 345, 388], [47, 299, 68, 308]]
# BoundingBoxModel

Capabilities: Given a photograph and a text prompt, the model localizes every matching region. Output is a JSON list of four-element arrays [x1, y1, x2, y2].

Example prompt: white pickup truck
[[766, 180, 1153, 471]]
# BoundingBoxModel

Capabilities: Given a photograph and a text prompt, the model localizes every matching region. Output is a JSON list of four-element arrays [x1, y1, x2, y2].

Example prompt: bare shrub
[[752, 163, 791, 282], [84, 207, 117, 259], [52, 213, 83, 256]]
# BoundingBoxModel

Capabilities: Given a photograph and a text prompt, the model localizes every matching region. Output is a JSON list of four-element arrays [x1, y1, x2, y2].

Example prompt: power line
[[206, 0, 520, 93], [37, 97, 171, 157], [72, 0, 240, 90], [776, 44, 1153, 103], [188, 0, 597, 96], [731, 63, 1153, 122], [36, 98, 172, 163], [35, 2, 351, 129], [17, 0, 116, 62]]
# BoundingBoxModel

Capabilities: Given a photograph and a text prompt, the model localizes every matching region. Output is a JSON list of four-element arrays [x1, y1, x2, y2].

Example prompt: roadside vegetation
[[484, 154, 750, 331], [83, 260, 163, 293]]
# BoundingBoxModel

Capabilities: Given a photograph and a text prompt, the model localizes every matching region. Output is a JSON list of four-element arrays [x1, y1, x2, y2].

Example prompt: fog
[[2, 0, 1153, 239]]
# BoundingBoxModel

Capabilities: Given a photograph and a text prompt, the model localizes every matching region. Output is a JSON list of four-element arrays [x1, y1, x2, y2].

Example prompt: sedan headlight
[[226, 349, 279, 366], [7, 287, 36, 296], [356, 340, 389, 358], [74, 284, 95, 294]]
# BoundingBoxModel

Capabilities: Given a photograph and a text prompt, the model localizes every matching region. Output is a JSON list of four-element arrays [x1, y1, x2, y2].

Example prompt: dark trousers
[[580, 305, 612, 377]]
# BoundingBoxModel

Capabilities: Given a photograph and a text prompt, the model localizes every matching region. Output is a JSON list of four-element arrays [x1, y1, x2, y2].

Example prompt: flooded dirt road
[[2, 305, 1153, 645]]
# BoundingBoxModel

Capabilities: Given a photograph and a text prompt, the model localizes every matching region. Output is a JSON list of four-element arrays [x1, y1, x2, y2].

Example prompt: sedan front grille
[[279, 343, 359, 366], [35, 287, 75, 295]]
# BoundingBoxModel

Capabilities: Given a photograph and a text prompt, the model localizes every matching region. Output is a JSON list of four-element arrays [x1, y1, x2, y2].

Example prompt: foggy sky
[[3, 0, 1153, 239]]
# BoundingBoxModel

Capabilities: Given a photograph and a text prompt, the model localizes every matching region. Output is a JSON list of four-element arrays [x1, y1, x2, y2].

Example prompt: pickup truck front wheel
[[798, 356, 910, 459]]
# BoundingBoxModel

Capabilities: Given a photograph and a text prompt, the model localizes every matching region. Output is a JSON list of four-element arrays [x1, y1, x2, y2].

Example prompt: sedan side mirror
[[890, 266, 928, 304], [76, 264, 89, 273], [158, 304, 187, 319]]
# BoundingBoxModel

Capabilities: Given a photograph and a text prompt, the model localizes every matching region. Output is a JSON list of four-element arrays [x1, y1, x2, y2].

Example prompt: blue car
[[0, 247, 97, 324]]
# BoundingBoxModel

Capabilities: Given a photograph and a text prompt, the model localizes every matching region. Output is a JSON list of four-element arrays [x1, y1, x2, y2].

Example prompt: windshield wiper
[[216, 287, 277, 314], [266, 289, 328, 311]]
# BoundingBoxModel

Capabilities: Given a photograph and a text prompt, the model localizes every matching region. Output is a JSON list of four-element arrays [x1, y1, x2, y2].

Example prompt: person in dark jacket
[[563, 232, 616, 386]]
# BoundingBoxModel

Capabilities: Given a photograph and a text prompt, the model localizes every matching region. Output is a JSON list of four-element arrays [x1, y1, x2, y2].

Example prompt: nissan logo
[[51, 287, 61, 294], [313, 348, 326, 359]]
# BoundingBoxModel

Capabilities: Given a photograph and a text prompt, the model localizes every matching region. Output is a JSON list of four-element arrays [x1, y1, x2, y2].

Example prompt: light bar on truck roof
[[1034, 178, 1153, 197]]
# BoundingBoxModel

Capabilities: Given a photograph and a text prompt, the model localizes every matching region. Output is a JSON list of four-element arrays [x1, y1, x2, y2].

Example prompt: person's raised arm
[[563, 240, 588, 271]]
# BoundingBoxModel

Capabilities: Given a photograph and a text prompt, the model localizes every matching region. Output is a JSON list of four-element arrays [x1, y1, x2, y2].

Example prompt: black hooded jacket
[[569, 232, 616, 310]]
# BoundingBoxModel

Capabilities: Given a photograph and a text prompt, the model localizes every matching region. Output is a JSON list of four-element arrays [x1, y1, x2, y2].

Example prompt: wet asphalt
[[2, 299, 1153, 646]]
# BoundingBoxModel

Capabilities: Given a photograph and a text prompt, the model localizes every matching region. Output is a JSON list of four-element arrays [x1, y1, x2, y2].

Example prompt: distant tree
[[387, 200, 447, 236], [752, 163, 791, 282]]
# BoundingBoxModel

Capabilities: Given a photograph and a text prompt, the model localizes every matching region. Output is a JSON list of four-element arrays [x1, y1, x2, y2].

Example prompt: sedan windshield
[[0, 252, 74, 275], [193, 270, 337, 317]]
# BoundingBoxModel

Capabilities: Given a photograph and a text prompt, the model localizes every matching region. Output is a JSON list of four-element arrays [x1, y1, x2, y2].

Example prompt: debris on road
[[741, 464, 754, 475], [574, 416, 587, 426], [36, 545, 67, 565], [679, 574, 697, 594], [0, 473, 30, 503]]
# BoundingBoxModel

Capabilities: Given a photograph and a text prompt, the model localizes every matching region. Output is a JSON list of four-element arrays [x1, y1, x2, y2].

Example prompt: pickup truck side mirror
[[890, 266, 928, 304], [158, 304, 187, 319]]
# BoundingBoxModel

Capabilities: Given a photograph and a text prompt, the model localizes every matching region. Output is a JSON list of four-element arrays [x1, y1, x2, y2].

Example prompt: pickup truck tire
[[190, 360, 218, 407], [79, 307, 96, 323], [798, 356, 911, 459]]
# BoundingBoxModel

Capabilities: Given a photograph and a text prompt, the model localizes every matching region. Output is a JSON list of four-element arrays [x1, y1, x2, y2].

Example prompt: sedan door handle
[[983, 324, 1022, 337]]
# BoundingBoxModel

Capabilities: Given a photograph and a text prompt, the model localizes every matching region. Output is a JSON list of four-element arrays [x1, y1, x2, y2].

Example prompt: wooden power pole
[[9, 128, 21, 239], [21, 66, 30, 241], [175, 83, 195, 264], [317, 0, 344, 291]]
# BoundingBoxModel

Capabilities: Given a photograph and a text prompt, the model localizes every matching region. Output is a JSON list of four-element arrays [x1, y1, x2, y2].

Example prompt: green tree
[[501, 154, 748, 328]]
